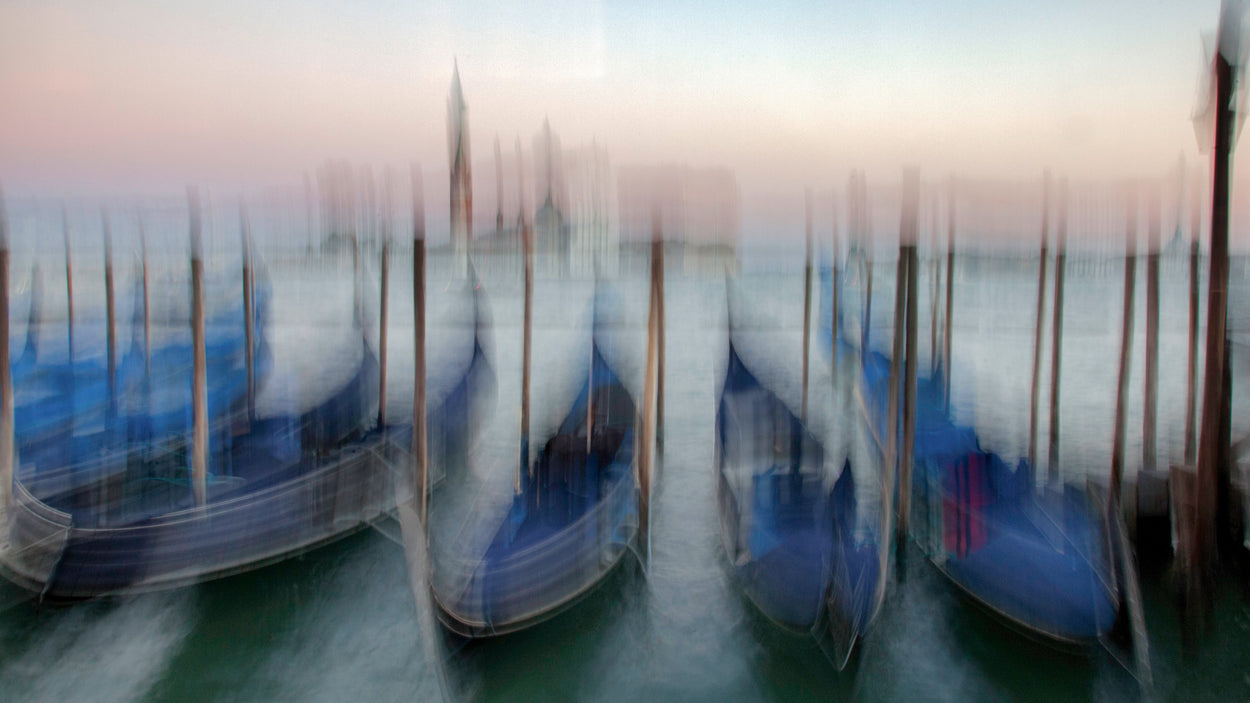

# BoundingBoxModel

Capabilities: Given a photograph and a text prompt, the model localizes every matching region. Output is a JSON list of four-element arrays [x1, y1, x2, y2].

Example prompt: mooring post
[[1194, 0, 1240, 578], [831, 193, 840, 373], [102, 209, 116, 418], [929, 190, 939, 378], [1186, 171, 1201, 466], [639, 208, 663, 567], [656, 206, 666, 455], [138, 214, 151, 377], [240, 203, 255, 423], [801, 188, 813, 426], [1028, 173, 1052, 478], [63, 206, 74, 365], [520, 178, 534, 489], [944, 178, 955, 412], [899, 170, 920, 542], [1144, 187, 1161, 477], [889, 173, 909, 545], [0, 186, 11, 515], [189, 188, 208, 507], [1112, 189, 1138, 506], [377, 179, 391, 430], [1047, 179, 1069, 486], [410, 166, 428, 527]]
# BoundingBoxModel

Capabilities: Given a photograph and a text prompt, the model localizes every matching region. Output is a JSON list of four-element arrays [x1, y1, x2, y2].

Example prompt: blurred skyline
[[0, 0, 1233, 242]]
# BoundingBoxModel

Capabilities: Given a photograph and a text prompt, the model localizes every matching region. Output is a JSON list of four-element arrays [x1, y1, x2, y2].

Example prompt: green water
[[3, 268, 1250, 702]]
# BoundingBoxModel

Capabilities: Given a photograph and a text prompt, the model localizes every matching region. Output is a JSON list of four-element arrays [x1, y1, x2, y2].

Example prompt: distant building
[[533, 118, 568, 276], [565, 141, 618, 277], [448, 62, 472, 277], [617, 164, 740, 276]]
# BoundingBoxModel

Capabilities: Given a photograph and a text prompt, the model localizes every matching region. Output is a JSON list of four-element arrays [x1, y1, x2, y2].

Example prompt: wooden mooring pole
[[1047, 179, 1069, 486], [639, 209, 663, 567], [377, 186, 390, 430], [189, 188, 208, 508], [520, 178, 534, 488], [1185, 171, 1201, 466], [801, 188, 813, 426], [103, 209, 116, 417], [1143, 188, 1161, 477], [943, 178, 955, 413], [831, 193, 841, 373], [411, 166, 428, 527], [240, 204, 255, 423], [139, 215, 151, 376], [899, 170, 920, 542], [1191, 0, 1240, 582], [1028, 172, 1052, 478], [0, 186, 11, 515], [1111, 190, 1138, 506], [63, 205, 74, 365]]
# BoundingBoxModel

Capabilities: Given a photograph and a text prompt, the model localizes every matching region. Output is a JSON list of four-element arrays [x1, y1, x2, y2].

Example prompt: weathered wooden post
[[1112, 189, 1138, 506], [1193, 0, 1241, 575], [189, 188, 208, 507], [656, 205, 666, 454], [1186, 171, 1201, 466], [520, 176, 534, 489], [944, 178, 955, 411], [831, 193, 840, 372], [801, 188, 813, 425], [102, 209, 116, 417], [1143, 187, 1161, 477], [239, 204, 255, 423], [1047, 179, 1069, 485], [639, 208, 663, 566], [411, 166, 428, 526], [899, 170, 920, 542], [0, 186, 11, 514], [1028, 172, 1052, 478], [63, 205, 74, 365], [929, 189, 940, 377], [377, 178, 391, 430], [139, 215, 151, 376]]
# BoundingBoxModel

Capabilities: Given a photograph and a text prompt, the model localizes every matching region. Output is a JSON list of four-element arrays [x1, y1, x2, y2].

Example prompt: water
[[3, 249, 1250, 702]]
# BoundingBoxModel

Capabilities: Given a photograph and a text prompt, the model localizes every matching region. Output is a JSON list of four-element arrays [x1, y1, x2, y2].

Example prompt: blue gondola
[[430, 295, 643, 637], [716, 307, 883, 668], [821, 263, 1120, 645], [0, 267, 486, 598]]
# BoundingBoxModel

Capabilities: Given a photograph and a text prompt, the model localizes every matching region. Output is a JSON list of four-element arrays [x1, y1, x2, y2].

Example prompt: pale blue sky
[[0, 0, 1227, 238]]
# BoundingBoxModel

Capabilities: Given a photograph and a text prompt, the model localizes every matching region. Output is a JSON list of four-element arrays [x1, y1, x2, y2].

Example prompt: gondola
[[824, 262, 1120, 645], [429, 293, 644, 637], [716, 293, 884, 668], [0, 263, 404, 598]]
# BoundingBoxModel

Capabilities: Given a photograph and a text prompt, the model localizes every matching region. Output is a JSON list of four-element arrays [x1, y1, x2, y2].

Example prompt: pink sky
[[1, 1, 1242, 242]]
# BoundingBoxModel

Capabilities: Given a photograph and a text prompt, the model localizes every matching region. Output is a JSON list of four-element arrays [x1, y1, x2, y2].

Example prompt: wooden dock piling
[[801, 188, 813, 426], [1193, 0, 1239, 576], [377, 180, 390, 430], [1047, 179, 1068, 486], [239, 205, 255, 423], [1028, 172, 1052, 477], [189, 188, 208, 508], [1143, 188, 1161, 476], [1111, 189, 1138, 506], [63, 205, 73, 365], [943, 179, 955, 412], [0, 186, 12, 515], [103, 210, 116, 417], [411, 166, 428, 526], [899, 170, 920, 541], [1186, 172, 1201, 466]]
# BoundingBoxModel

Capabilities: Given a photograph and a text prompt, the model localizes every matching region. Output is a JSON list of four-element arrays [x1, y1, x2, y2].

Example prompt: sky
[[0, 0, 1232, 241]]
